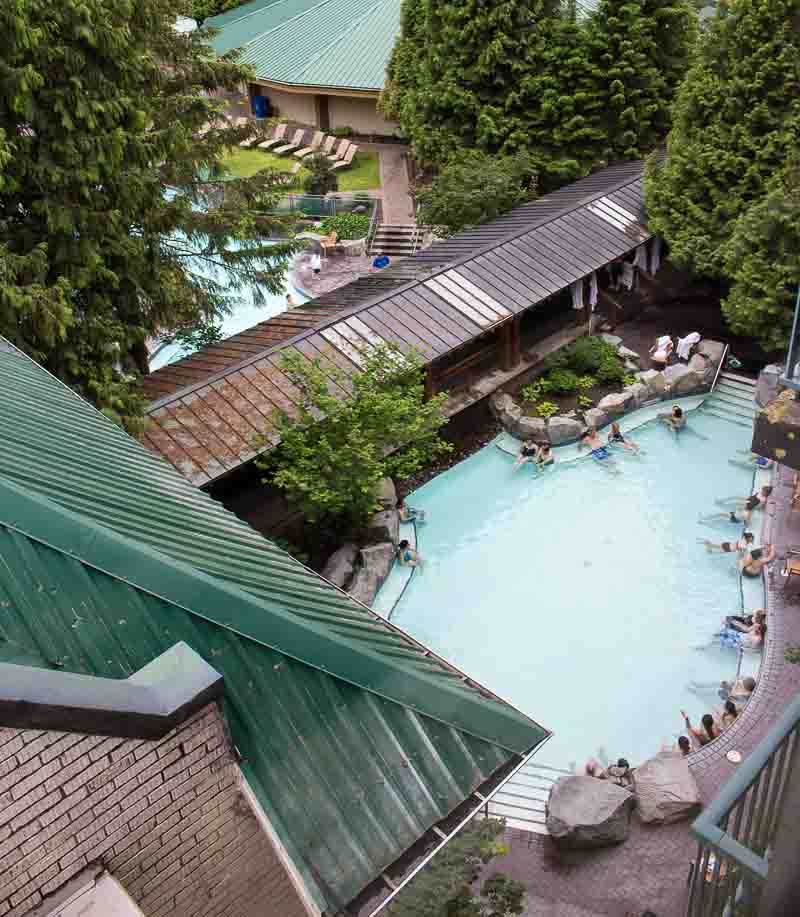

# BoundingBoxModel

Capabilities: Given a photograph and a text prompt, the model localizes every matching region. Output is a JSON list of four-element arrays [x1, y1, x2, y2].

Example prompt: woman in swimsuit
[[607, 422, 639, 454], [536, 443, 554, 468], [738, 544, 776, 578], [681, 711, 720, 747], [513, 439, 540, 470], [718, 700, 738, 730], [701, 486, 772, 525]]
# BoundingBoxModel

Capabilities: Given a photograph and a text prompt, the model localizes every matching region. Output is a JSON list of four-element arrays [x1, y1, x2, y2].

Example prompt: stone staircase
[[702, 371, 757, 428], [369, 223, 420, 258], [482, 760, 571, 834]]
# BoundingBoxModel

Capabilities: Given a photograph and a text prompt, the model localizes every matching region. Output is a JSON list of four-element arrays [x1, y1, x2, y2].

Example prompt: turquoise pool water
[[381, 407, 764, 770]]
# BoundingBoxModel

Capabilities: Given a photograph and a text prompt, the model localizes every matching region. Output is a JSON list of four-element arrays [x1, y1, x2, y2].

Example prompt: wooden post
[[500, 321, 513, 372], [424, 365, 436, 401], [511, 315, 522, 368]]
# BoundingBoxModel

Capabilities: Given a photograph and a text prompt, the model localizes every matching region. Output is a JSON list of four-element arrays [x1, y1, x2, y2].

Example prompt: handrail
[[709, 342, 730, 394]]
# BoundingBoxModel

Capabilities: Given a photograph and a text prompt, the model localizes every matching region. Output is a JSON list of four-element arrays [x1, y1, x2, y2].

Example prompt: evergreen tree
[[645, 0, 800, 277], [721, 175, 800, 353], [0, 0, 291, 427], [587, 0, 696, 159], [381, 1, 606, 187]]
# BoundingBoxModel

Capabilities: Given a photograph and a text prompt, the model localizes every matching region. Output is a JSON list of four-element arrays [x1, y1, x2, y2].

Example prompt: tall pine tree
[[0, 0, 291, 427], [645, 0, 800, 277], [586, 0, 696, 160]]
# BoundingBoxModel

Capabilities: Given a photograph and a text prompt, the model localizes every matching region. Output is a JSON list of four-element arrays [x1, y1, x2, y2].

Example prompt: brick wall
[[0, 704, 311, 917]]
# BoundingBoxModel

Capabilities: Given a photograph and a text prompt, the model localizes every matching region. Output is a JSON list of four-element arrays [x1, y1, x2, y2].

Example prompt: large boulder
[[490, 392, 522, 433], [516, 415, 548, 441], [664, 363, 705, 395], [547, 415, 584, 444], [583, 408, 608, 431], [697, 339, 726, 367], [348, 543, 396, 607], [366, 509, 399, 545], [623, 382, 650, 409], [618, 345, 641, 365], [375, 477, 397, 510], [688, 353, 715, 384], [546, 776, 634, 849], [633, 752, 701, 825], [321, 543, 359, 589], [600, 333, 622, 348], [637, 369, 669, 398], [597, 391, 634, 416]]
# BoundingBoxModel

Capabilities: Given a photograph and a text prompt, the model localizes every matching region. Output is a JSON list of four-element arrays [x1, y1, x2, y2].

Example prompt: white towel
[[677, 332, 701, 361], [589, 272, 598, 310], [622, 262, 635, 291], [649, 237, 662, 275], [657, 335, 672, 349], [571, 279, 584, 310]]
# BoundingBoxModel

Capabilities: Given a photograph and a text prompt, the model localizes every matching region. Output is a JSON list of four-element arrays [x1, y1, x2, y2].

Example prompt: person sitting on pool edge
[[719, 675, 756, 704], [681, 710, 720, 747], [657, 404, 686, 433], [513, 438, 540, 470], [697, 532, 754, 554], [607, 422, 640, 453], [535, 442, 554, 468], [579, 428, 611, 461], [738, 543, 777, 578], [398, 498, 426, 524], [397, 539, 422, 568]]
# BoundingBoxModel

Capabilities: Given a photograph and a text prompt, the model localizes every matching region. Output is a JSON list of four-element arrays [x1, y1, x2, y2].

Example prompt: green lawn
[[221, 147, 381, 192]]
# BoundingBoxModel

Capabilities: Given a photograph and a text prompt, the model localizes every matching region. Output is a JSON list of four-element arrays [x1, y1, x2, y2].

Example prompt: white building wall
[[256, 86, 317, 125]]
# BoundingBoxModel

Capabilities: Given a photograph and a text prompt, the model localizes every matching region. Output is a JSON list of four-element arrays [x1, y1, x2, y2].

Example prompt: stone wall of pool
[[489, 336, 727, 444]]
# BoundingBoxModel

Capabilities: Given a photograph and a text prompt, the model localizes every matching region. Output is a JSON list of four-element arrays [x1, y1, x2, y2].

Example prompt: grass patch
[[221, 147, 381, 192]]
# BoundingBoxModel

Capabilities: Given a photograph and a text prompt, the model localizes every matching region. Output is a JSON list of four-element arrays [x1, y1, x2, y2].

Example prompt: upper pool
[[377, 405, 764, 770]]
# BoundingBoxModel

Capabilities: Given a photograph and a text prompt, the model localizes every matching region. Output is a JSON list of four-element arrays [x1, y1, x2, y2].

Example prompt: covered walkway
[[142, 161, 655, 486]]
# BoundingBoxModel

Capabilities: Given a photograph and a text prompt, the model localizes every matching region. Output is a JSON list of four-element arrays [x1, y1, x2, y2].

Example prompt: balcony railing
[[687, 692, 800, 916], [779, 287, 800, 392]]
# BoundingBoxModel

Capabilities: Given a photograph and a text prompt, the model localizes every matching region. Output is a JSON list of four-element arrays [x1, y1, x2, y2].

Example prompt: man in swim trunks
[[738, 543, 776, 578], [658, 405, 686, 433], [580, 428, 610, 460], [698, 532, 754, 554]]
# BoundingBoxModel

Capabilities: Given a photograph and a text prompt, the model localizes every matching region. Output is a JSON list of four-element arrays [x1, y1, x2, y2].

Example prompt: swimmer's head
[[673, 406, 683, 418], [398, 539, 409, 550]]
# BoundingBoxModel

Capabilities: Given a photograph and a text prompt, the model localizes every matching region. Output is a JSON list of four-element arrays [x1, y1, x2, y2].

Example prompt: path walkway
[[375, 144, 415, 224]]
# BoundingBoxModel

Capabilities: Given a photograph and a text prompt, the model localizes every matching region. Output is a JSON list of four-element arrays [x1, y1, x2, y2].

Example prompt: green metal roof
[[0, 340, 548, 910], [207, 0, 402, 92]]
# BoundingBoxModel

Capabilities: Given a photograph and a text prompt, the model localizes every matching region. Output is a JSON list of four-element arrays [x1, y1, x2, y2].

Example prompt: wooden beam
[[512, 315, 522, 368], [424, 365, 436, 401], [500, 321, 514, 372]]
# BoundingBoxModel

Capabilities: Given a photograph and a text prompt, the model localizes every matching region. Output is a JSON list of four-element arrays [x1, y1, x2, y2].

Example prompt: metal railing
[[779, 287, 800, 392], [270, 193, 377, 221], [709, 343, 730, 394], [687, 692, 800, 917]]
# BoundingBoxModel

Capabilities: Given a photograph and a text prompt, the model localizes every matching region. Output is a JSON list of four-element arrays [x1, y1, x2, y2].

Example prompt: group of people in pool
[[697, 482, 775, 579]]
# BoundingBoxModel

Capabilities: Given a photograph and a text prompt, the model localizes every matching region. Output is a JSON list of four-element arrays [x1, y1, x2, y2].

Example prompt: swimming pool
[[376, 404, 764, 770], [148, 243, 306, 371]]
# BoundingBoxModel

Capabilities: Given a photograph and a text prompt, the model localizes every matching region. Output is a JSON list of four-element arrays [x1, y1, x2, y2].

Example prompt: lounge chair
[[294, 131, 325, 159], [274, 129, 306, 155], [332, 144, 358, 171], [320, 231, 338, 258], [327, 139, 351, 162], [258, 123, 288, 150], [318, 135, 337, 157]]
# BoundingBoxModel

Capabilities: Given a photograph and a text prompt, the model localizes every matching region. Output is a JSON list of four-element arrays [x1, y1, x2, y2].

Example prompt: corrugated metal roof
[[143, 302, 345, 401], [0, 340, 547, 911], [207, 0, 402, 92], [144, 161, 651, 485]]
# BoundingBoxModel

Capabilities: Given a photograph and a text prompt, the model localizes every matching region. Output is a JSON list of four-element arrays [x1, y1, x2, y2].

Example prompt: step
[[711, 393, 756, 415], [702, 406, 755, 429], [717, 379, 756, 399], [715, 382, 755, 405], [485, 800, 548, 834], [719, 371, 756, 388]]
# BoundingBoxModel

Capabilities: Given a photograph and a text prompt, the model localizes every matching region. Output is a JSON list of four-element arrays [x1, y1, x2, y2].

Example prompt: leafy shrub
[[167, 320, 223, 350], [622, 372, 639, 387], [541, 368, 580, 393], [576, 374, 597, 390], [532, 400, 559, 419], [578, 394, 594, 409], [320, 213, 371, 240], [545, 336, 621, 375], [597, 353, 626, 384], [331, 125, 355, 138], [520, 380, 544, 403], [303, 153, 338, 195]]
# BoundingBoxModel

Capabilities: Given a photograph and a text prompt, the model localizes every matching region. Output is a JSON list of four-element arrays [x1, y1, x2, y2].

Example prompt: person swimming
[[580, 428, 611, 461], [730, 450, 774, 470], [738, 544, 776, 578], [697, 532, 754, 554], [535, 442, 554, 467], [607, 422, 639, 453], [658, 405, 686, 433], [397, 539, 423, 568], [701, 486, 773, 524], [398, 499, 426, 524]]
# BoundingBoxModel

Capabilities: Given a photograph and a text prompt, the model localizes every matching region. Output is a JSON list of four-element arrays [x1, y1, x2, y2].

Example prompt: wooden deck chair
[[332, 144, 358, 170], [258, 123, 288, 150], [294, 131, 324, 159], [320, 231, 338, 258], [274, 129, 306, 155], [327, 139, 351, 162]]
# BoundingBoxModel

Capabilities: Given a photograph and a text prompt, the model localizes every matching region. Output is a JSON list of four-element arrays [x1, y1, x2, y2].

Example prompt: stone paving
[[478, 463, 800, 917], [292, 252, 381, 299], [375, 143, 415, 224]]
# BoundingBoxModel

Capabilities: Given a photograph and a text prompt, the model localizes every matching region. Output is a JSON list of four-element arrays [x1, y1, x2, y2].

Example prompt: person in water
[[717, 700, 738, 730], [682, 710, 720, 747], [513, 439, 540, 470], [697, 532, 754, 554], [738, 543, 777, 578], [658, 405, 686, 433], [398, 498, 426, 524], [397, 539, 422, 568], [580, 428, 611, 461], [536, 442, 554, 468], [700, 486, 772, 525], [718, 618, 765, 651], [725, 608, 765, 632], [719, 675, 756, 704], [607, 422, 639, 453], [733, 450, 774, 469]]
